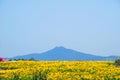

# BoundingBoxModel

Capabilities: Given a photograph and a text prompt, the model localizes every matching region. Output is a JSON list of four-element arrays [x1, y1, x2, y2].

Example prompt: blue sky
[[0, 0, 120, 57]]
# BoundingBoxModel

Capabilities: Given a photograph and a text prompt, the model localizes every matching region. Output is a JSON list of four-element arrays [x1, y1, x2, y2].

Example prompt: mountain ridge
[[10, 46, 119, 60]]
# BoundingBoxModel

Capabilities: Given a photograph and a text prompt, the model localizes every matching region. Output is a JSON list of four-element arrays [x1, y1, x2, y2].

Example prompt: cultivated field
[[0, 61, 120, 80]]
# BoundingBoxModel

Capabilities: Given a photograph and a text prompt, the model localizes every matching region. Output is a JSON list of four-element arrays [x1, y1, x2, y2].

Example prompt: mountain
[[11, 46, 119, 60]]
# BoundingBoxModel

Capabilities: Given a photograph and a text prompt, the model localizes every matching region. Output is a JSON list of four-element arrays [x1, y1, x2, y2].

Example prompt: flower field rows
[[0, 61, 120, 80]]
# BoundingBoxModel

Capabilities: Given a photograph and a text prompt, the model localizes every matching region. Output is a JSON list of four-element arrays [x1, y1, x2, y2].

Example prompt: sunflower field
[[0, 61, 120, 80]]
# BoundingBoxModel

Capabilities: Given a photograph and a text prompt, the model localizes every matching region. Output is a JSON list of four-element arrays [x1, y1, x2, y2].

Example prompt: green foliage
[[32, 71, 47, 80], [12, 58, 36, 61], [29, 58, 36, 61], [0, 76, 8, 80], [0, 71, 48, 80], [115, 59, 120, 66], [9, 59, 13, 61], [13, 58, 26, 61], [12, 73, 21, 80]]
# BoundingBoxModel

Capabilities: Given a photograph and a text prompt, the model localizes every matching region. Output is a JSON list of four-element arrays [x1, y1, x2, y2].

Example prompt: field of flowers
[[0, 61, 120, 80]]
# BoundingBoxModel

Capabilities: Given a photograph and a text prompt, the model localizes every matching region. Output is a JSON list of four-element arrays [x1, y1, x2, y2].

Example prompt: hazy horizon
[[1, 0, 120, 57]]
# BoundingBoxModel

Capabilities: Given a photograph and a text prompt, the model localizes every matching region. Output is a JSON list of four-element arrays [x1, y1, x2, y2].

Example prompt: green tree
[[29, 58, 36, 61], [115, 59, 120, 66]]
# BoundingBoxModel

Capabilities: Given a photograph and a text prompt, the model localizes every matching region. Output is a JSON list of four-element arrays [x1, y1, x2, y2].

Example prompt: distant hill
[[10, 46, 119, 60]]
